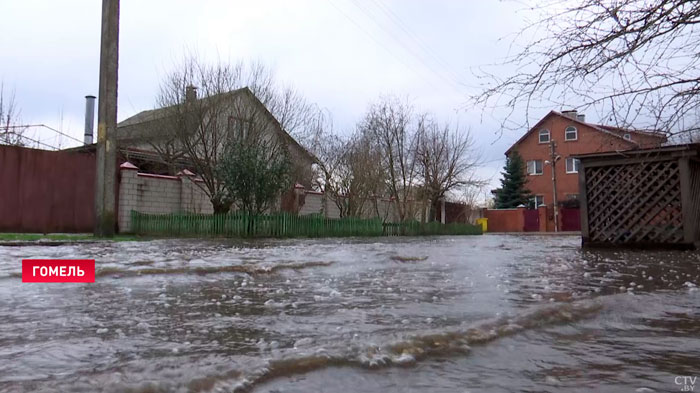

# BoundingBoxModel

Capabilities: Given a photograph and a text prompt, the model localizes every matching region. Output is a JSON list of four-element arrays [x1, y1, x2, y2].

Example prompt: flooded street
[[1, 235, 699, 392]]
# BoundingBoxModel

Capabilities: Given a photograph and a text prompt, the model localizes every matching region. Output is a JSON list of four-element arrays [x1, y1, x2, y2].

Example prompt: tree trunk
[[211, 199, 230, 215], [429, 199, 441, 222]]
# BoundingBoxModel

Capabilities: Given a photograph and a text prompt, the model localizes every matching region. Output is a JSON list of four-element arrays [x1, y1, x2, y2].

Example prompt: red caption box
[[22, 259, 95, 283]]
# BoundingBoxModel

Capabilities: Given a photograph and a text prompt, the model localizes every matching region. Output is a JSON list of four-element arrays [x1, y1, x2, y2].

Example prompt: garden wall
[[117, 163, 212, 232], [483, 206, 549, 232], [117, 163, 465, 233]]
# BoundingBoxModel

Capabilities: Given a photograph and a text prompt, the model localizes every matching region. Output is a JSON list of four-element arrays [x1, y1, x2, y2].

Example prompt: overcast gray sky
[[1, 0, 556, 197]]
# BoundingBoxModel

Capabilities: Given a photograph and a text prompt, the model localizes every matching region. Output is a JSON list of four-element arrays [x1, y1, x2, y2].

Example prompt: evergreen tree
[[494, 150, 531, 208]]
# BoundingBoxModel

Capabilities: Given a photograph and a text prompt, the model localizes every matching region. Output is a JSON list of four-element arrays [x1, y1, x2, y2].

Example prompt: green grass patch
[[0, 233, 143, 242]]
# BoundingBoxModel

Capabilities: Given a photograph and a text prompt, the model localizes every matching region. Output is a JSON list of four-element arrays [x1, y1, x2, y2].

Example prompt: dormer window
[[623, 133, 631, 141], [539, 129, 550, 143], [565, 126, 578, 141]]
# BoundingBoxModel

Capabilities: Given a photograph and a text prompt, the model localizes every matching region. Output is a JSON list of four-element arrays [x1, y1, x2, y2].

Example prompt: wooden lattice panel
[[585, 160, 684, 244]]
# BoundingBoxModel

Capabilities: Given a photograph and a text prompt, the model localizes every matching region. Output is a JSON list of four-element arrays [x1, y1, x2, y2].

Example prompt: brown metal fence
[[0, 145, 96, 233]]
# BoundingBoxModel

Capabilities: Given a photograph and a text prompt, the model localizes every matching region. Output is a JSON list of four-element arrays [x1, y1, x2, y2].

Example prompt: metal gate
[[560, 208, 581, 231], [523, 209, 540, 232]]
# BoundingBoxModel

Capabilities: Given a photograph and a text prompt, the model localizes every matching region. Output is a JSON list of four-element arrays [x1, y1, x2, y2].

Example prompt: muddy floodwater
[[1, 235, 699, 393]]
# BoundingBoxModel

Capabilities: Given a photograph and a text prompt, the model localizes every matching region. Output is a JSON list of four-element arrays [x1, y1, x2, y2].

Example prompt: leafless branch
[[473, 0, 700, 138]]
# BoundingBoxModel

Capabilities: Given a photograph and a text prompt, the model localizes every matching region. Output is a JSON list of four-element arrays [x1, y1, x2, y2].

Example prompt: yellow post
[[476, 218, 488, 233]]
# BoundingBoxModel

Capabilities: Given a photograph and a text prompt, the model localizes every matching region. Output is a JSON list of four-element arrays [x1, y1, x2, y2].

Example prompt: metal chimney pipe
[[84, 95, 96, 145]]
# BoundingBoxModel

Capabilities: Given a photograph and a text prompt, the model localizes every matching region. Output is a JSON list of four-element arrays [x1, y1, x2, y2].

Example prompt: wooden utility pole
[[94, 0, 120, 237], [550, 140, 559, 232]]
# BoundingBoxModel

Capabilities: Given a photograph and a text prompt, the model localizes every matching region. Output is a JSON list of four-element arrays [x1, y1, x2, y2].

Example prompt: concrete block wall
[[180, 175, 214, 214], [298, 189, 401, 222], [117, 163, 213, 232], [118, 165, 414, 231], [299, 192, 325, 216]]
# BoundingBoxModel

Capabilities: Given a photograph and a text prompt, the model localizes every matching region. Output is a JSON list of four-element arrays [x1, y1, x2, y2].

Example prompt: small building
[[577, 143, 700, 249], [504, 109, 666, 231]]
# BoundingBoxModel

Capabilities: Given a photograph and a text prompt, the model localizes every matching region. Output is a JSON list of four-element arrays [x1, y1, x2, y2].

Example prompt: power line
[[327, 0, 449, 93], [367, 0, 466, 86], [2, 131, 59, 150], [345, 0, 464, 95], [4, 123, 84, 145]]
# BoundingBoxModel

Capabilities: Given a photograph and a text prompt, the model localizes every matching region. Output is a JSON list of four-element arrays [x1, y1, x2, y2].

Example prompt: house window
[[565, 126, 578, 141], [539, 129, 550, 143], [227, 116, 252, 140], [566, 157, 580, 173], [530, 195, 545, 208], [623, 133, 631, 141], [527, 160, 543, 175]]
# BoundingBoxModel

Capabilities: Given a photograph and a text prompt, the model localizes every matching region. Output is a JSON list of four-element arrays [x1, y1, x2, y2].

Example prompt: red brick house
[[505, 110, 666, 231]]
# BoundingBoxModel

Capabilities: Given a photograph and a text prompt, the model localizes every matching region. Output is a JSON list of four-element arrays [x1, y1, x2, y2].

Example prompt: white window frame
[[531, 195, 545, 208], [539, 129, 550, 143], [566, 157, 580, 174], [527, 160, 543, 175], [565, 126, 578, 141], [623, 133, 631, 141]]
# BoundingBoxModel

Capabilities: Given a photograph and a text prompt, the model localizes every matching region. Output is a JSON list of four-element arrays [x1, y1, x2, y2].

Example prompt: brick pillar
[[517, 205, 526, 232], [117, 162, 139, 233], [294, 183, 305, 213], [178, 169, 196, 213]]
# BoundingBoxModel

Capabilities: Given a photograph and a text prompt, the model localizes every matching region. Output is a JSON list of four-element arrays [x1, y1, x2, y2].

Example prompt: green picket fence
[[130, 211, 482, 238]]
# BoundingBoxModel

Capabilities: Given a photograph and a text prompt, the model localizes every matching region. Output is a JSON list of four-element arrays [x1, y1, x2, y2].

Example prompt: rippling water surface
[[1, 235, 699, 392]]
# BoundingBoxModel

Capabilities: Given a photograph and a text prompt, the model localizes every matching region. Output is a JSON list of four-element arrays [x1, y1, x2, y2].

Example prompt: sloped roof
[[505, 111, 666, 155], [116, 87, 316, 163], [117, 87, 246, 133], [595, 124, 667, 139], [574, 142, 700, 160]]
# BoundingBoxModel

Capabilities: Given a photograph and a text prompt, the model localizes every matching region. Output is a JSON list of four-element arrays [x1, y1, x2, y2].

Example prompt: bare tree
[[474, 0, 700, 138], [313, 133, 351, 216], [154, 58, 296, 213], [457, 180, 488, 224], [149, 55, 324, 170], [415, 119, 481, 221], [345, 132, 387, 218], [359, 96, 421, 222], [145, 56, 326, 213], [0, 83, 25, 146], [314, 130, 386, 218]]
